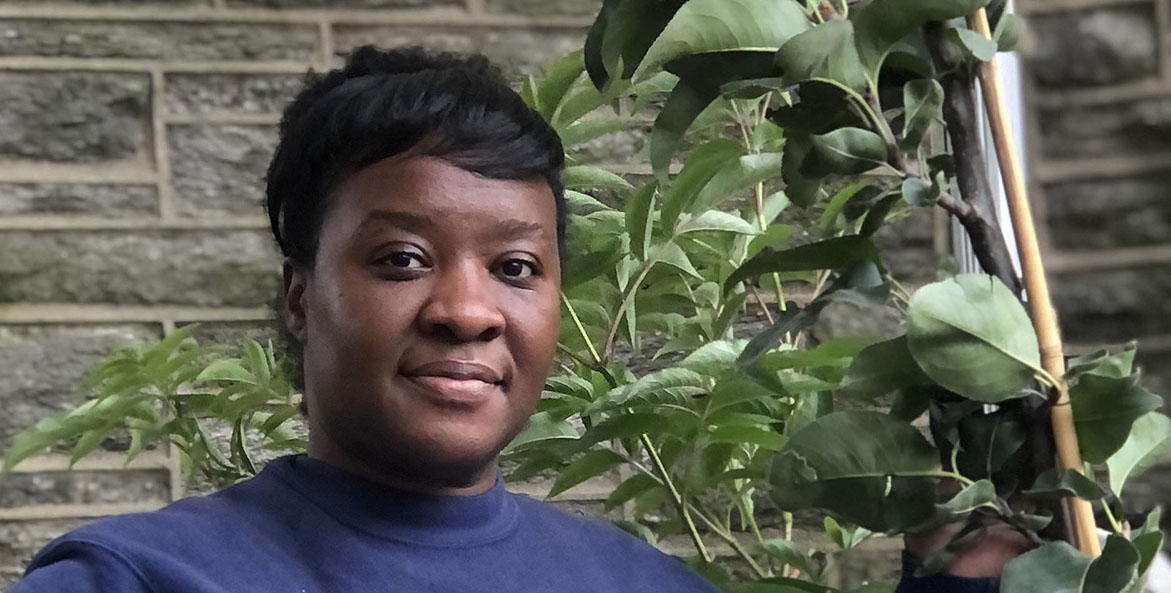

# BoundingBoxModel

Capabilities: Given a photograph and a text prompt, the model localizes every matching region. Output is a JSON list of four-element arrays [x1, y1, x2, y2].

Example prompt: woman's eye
[[377, 250, 427, 270], [499, 258, 537, 279]]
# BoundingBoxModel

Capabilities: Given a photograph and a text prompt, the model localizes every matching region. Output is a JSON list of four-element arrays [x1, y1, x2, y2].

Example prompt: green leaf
[[561, 117, 645, 147], [707, 424, 784, 450], [563, 165, 635, 192], [675, 211, 758, 237], [994, 13, 1025, 52], [230, 416, 256, 476], [1023, 468, 1107, 501], [537, 50, 585, 121], [1001, 541, 1092, 593], [841, 336, 935, 400], [1070, 373, 1163, 463], [1067, 343, 1136, 379], [853, 0, 992, 79], [625, 181, 658, 261], [768, 80, 864, 135], [503, 411, 580, 455], [936, 479, 997, 518], [562, 241, 626, 290], [902, 79, 944, 150], [605, 473, 662, 510], [817, 182, 867, 231], [243, 340, 271, 384], [949, 27, 998, 62], [596, 0, 687, 86], [689, 152, 785, 217], [651, 51, 778, 182], [650, 241, 702, 279], [906, 274, 1041, 403], [196, 359, 254, 384], [805, 127, 888, 176], [769, 411, 941, 531], [661, 139, 742, 230], [577, 413, 667, 451], [70, 426, 113, 467], [758, 538, 820, 580], [824, 516, 847, 549], [1105, 412, 1171, 496], [901, 177, 939, 207], [634, 0, 810, 80], [677, 339, 746, 375], [548, 449, 626, 498], [1084, 535, 1140, 593], [564, 190, 611, 213], [775, 20, 866, 91], [725, 235, 878, 290], [1134, 531, 1164, 579]]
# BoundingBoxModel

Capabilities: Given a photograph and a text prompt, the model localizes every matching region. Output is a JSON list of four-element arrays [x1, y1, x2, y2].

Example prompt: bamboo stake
[[965, 9, 1102, 558]]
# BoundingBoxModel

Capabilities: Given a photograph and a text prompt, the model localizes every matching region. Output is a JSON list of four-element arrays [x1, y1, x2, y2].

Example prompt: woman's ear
[[282, 260, 309, 343]]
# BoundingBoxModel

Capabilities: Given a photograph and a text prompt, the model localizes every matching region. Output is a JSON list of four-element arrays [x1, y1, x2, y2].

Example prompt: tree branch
[[922, 21, 1022, 297]]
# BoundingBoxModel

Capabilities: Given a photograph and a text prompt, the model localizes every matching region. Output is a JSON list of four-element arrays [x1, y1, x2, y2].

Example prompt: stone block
[[333, 26, 584, 76], [0, 231, 280, 307], [1038, 97, 1171, 160], [485, 0, 603, 16], [0, 470, 170, 508], [0, 183, 157, 218], [164, 73, 304, 116], [567, 123, 647, 165], [332, 25, 478, 58], [169, 124, 277, 217], [229, 0, 455, 6], [0, 72, 150, 164], [0, 0, 201, 3], [0, 324, 159, 449], [0, 518, 91, 587], [0, 20, 318, 61], [1043, 172, 1171, 250], [1052, 265, 1171, 343], [1028, 5, 1158, 88], [480, 28, 586, 76], [872, 208, 936, 284], [181, 321, 280, 348]]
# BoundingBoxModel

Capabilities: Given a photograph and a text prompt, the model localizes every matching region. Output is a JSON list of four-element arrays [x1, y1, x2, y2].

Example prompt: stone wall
[[0, 0, 597, 583], [1022, 0, 1171, 535], [0, 0, 1168, 587]]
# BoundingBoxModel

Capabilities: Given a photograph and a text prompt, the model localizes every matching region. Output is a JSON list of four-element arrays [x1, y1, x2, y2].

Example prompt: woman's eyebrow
[[357, 210, 433, 234], [493, 219, 547, 241], [356, 210, 548, 241]]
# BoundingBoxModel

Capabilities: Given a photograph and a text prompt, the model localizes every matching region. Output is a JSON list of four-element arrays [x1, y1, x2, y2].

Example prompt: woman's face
[[284, 155, 562, 494]]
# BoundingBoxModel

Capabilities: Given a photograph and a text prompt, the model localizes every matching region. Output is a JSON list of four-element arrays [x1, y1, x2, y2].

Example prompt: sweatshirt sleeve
[[7, 539, 155, 593], [893, 552, 999, 593]]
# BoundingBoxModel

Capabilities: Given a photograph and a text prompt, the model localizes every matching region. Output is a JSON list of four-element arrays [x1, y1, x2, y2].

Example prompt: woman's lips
[[401, 361, 504, 406]]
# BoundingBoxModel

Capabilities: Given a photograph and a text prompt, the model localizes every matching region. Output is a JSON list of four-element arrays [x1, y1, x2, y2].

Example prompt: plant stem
[[922, 21, 1022, 296], [602, 262, 654, 360], [561, 293, 712, 563], [1101, 500, 1124, 535], [561, 293, 604, 365], [689, 503, 769, 578], [645, 435, 713, 563]]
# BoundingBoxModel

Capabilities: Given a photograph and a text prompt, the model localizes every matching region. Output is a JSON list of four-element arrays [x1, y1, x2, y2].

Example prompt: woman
[[11, 45, 1010, 593]]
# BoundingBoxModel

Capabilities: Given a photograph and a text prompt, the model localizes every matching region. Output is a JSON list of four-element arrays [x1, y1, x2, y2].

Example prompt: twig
[[921, 21, 1023, 296]]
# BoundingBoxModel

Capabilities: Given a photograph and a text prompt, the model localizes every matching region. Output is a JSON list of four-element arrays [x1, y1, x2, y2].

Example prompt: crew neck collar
[[266, 454, 519, 547]]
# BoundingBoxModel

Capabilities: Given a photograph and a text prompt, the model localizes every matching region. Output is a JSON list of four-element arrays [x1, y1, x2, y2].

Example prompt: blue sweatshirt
[[10, 455, 719, 593], [9, 454, 996, 593]]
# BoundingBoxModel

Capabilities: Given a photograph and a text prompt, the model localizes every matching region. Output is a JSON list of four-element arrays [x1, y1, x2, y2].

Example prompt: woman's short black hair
[[265, 45, 567, 269], [265, 45, 567, 395]]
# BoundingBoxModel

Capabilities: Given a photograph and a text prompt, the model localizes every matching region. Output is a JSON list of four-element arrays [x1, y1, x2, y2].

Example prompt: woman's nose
[[417, 262, 506, 342]]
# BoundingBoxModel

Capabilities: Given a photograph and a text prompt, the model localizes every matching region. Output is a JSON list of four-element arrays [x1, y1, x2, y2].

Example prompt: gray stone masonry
[[0, 0, 1169, 585]]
